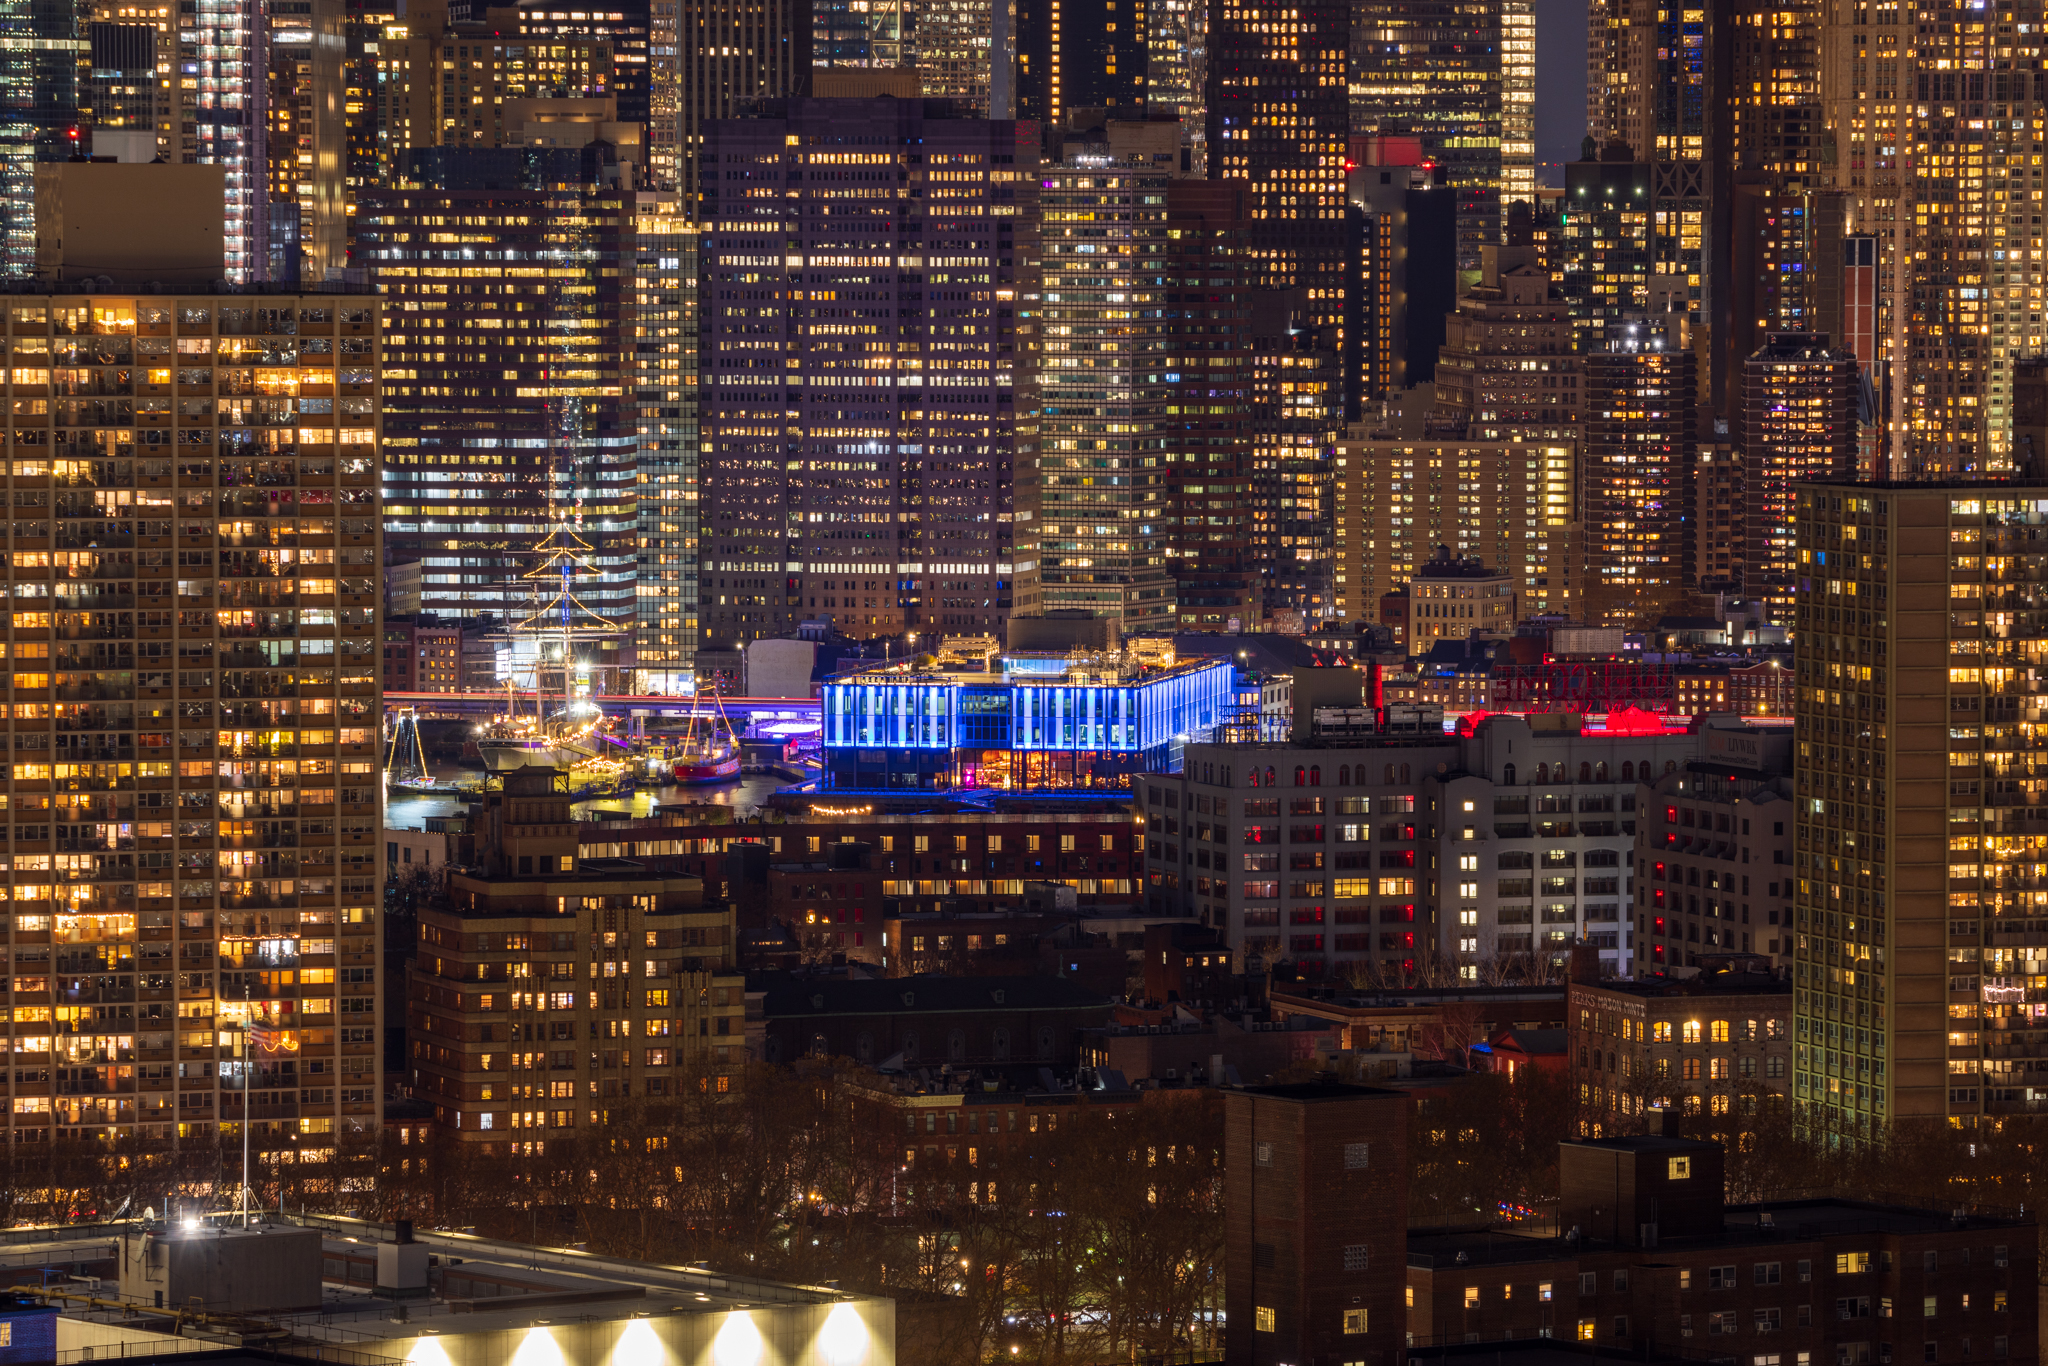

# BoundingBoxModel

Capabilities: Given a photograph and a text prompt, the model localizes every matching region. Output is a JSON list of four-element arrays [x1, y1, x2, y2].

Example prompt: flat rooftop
[[1408, 1198, 2030, 1268], [1235, 1080, 1409, 1102], [1578, 972, 1790, 998], [44, 1214, 868, 1344]]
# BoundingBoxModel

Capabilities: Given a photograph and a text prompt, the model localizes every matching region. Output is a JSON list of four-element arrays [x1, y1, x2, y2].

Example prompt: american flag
[[248, 1024, 295, 1055]]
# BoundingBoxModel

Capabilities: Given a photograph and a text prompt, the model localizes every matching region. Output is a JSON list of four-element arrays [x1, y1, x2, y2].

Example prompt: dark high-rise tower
[[82, 21, 156, 148], [1164, 180, 1257, 631], [698, 97, 1036, 647], [1343, 158, 1456, 418], [1206, 0, 1347, 344], [1016, 0, 1147, 144]]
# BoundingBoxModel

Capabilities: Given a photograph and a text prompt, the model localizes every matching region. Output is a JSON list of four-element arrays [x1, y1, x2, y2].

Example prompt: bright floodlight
[[818, 1303, 868, 1366], [714, 1314, 764, 1366]]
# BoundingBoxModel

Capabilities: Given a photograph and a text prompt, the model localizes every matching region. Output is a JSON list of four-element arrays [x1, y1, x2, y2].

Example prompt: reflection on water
[[384, 771, 802, 832]]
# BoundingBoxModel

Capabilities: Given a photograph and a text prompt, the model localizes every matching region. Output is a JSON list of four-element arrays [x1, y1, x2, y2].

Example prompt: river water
[[383, 770, 799, 832]]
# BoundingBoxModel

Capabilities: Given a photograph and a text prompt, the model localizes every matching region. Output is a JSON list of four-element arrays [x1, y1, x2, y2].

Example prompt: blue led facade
[[821, 659, 1234, 790], [823, 680, 961, 750]]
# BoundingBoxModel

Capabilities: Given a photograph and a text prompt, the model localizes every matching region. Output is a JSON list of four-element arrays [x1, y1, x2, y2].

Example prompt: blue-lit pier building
[[820, 655, 1236, 791]]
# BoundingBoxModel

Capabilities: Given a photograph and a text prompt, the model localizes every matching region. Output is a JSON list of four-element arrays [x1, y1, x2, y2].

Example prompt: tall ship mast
[[474, 522, 634, 792]]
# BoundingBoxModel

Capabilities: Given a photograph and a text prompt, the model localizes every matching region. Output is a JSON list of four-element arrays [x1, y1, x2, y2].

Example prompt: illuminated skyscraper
[[0, 267, 385, 1152], [662, 0, 812, 211], [1592, 0, 1845, 415], [360, 145, 645, 663], [1349, 0, 1535, 272], [484, 1, 652, 136], [698, 98, 1035, 647], [74, 0, 348, 284], [187, 0, 268, 280], [1147, 0, 1205, 173], [342, 0, 395, 254], [1249, 326, 1339, 624], [371, 16, 615, 154], [1026, 148, 1174, 633], [1791, 483, 2048, 1133], [1590, 0, 1715, 165], [1559, 142, 1707, 352], [1334, 404, 1576, 627], [0, 0, 85, 274], [1715, 0, 1835, 412], [1207, 0, 1348, 341], [1580, 313, 1694, 626], [913, 0, 1013, 117], [814, 0, 906, 65], [631, 202, 698, 692], [1821, 0, 2047, 476], [1431, 228, 1581, 445], [1739, 332, 1857, 624], [264, 0, 347, 282]]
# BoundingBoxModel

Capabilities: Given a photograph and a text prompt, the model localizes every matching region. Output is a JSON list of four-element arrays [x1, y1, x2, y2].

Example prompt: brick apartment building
[[481, 804, 1143, 924], [1225, 1082, 1411, 1366], [726, 805, 1144, 959], [1568, 967, 1793, 1131], [382, 614, 464, 693], [1636, 724, 1796, 971], [1406, 1134, 2035, 1366], [408, 769, 746, 1142]]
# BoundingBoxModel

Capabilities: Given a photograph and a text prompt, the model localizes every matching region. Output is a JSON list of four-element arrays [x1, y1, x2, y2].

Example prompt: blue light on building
[[821, 657, 1234, 790]]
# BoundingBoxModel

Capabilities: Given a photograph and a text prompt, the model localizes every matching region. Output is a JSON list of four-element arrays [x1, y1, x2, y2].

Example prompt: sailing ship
[[383, 706, 443, 787], [474, 525, 634, 795], [665, 691, 741, 784]]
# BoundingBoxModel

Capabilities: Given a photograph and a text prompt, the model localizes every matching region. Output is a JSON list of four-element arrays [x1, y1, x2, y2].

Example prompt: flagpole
[[242, 979, 252, 1229]]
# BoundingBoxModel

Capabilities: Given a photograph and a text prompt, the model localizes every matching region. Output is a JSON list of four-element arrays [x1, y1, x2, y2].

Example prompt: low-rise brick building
[[756, 973, 1113, 1068], [1224, 1082, 1412, 1366], [1407, 1134, 2035, 1366], [1567, 968, 1792, 1132], [1270, 983, 1567, 1058], [382, 614, 464, 693], [848, 1072, 1222, 1182]]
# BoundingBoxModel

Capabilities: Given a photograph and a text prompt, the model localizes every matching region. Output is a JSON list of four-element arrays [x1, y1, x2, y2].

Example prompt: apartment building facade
[[1635, 735, 1796, 972], [409, 768, 745, 1143], [1567, 974, 1793, 1132], [1410, 1136, 2035, 1365], [1142, 714, 1736, 981], [0, 287, 383, 1152]]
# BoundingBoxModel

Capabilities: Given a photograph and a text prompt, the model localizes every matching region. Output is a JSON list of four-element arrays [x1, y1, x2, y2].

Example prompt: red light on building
[[1595, 704, 1672, 736]]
